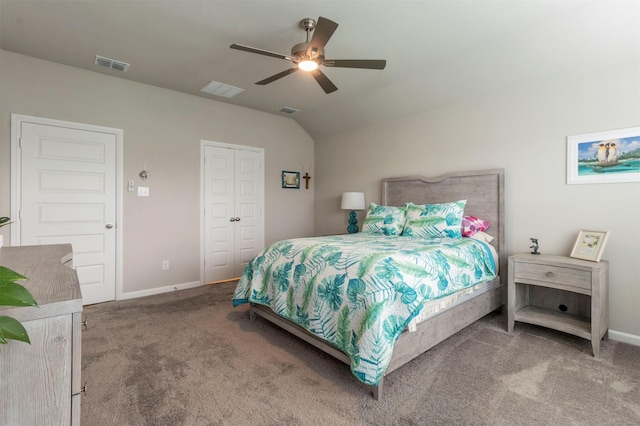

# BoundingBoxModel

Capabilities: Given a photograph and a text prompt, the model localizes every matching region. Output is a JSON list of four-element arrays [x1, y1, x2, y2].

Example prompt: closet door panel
[[234, 149, 264, 277], [204, 146, 235, 282]]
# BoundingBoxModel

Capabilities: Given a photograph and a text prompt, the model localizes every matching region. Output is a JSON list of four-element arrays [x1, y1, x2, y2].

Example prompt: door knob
[[105, 223, 115, 229], [235, 217, 240, 221], [230, 218, 236, 222]]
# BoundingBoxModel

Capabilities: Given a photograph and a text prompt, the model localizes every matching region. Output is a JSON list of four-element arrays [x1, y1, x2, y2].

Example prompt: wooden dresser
[[0, 244, 82, 425], [508, 253, 609, 357]]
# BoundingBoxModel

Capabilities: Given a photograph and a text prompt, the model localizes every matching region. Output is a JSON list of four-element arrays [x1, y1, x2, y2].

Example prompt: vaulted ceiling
[[1, 1, 638, 139]]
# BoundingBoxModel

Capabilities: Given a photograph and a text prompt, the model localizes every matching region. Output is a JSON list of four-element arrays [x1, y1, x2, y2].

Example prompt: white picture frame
[[567, 126, 640, 184], [569, 230, 610, 262]]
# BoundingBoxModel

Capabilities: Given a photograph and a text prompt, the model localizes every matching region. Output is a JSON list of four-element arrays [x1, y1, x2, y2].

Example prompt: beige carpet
[[81, 281, 640, 425]]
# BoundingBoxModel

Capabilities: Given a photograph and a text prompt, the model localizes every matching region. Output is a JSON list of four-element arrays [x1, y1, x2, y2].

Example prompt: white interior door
[[234, 149, 264, 276], [204, 146, 236, 281], [14, 117, 119, 305], [203, 143, 263, 283]]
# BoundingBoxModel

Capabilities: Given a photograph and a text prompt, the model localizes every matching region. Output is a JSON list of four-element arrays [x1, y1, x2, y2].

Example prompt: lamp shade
[[341, 192, 365, 211]]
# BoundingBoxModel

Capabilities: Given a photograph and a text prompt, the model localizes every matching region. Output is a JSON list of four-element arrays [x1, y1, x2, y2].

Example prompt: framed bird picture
[[567, 126, 640, 184]]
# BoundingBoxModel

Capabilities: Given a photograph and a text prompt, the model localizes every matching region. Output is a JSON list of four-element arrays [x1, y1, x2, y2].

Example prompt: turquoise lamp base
[[347, 210, 359, 234]]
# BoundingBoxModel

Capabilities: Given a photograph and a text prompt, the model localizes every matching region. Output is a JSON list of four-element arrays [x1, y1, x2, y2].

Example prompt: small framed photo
[[567, 126, 640, 184], [570, 230, 610, 262], [281, 171, 300, 189]]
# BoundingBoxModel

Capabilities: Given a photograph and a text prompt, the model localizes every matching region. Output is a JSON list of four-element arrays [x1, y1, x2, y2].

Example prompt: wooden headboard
[[381, 169, 505, 275]]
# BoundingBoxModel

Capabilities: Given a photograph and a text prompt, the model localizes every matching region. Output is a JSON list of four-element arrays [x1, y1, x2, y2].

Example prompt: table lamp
[[341, 192, 365, 234]]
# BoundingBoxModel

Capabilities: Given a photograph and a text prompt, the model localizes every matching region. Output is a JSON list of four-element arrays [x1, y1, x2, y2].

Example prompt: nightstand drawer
[[514, 262, 591, 291]]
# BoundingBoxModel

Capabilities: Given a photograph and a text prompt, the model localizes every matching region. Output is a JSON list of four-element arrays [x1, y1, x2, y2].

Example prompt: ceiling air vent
[[278, 107, 299, 114], [94, 55, 130, 72], [200, 81, 244, 98]]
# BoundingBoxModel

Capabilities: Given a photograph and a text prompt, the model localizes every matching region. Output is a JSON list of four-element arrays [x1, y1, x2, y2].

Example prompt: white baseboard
[[119, 280, 202, 300], [609, 329, 640, 347]]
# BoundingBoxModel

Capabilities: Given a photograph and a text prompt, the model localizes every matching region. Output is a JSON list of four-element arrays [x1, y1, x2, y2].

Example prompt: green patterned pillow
[[361, 203, 407, 236], [402, 200, 467, 239]]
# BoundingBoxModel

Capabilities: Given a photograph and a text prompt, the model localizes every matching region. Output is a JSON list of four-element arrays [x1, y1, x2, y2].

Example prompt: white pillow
[[469, 230, 494, 243]]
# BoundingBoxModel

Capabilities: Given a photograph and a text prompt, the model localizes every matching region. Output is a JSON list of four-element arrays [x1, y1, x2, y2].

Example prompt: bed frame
[[250, 169, 506, 400]]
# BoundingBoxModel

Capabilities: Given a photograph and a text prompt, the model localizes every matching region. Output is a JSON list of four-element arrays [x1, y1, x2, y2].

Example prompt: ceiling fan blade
[[255, 68, 299, 85], [311, 69, 338, 94], [307, 17, 338, 57], [230, 43, 293, 61], [323, 59, 387, 70]]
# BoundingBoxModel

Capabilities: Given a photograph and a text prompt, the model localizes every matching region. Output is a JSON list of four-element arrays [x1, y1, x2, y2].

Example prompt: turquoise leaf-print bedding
[[403, 200, 466, 239], [232, 233, 496, 386], [361, 203, 407, 235]]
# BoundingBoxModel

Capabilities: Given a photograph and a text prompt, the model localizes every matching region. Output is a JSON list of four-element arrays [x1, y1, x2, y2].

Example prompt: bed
[[232, 169, 505, 399]]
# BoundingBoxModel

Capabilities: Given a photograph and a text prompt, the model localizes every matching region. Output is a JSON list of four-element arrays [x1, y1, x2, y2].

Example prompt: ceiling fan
[[230, 17, 386, 94]]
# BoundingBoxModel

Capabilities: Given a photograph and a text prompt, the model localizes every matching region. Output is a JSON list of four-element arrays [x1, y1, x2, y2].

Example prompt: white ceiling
[[1, 1, 638, 139]]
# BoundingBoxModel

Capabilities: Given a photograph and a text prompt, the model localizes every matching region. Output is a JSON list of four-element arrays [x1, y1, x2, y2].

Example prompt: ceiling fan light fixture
[[230, 16, 386, 94], [298, 60, 318, 71]]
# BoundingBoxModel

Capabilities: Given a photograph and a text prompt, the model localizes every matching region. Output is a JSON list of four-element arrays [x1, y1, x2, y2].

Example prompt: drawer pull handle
[[545, 271, 553, 278]]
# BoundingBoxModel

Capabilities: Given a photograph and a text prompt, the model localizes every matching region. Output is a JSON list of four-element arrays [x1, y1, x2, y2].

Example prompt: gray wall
[[0, 50, 315, 296], [315, 62, 640, 339]]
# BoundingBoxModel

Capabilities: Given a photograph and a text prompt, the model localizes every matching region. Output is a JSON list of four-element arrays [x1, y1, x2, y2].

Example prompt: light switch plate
[[128, 180, 135, 192], [138, 186, 149, 197]]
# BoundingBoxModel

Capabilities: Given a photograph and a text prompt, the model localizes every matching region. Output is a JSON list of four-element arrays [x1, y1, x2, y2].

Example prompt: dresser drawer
[[514, 262, 591, 291]]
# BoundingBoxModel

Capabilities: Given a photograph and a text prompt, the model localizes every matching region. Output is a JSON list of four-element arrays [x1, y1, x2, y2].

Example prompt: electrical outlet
[[127, 180, 135, 192], [162, 260, 169, 270]]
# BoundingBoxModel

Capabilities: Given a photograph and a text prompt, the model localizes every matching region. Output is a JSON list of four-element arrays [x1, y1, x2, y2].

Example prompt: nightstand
[[508, 253, 609, 357]]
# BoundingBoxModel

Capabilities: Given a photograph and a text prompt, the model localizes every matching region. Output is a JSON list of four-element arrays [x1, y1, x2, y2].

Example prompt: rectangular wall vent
[[200, 81, 244, 98], [95, 55, 130, 72], [278, 107, 299, 114]]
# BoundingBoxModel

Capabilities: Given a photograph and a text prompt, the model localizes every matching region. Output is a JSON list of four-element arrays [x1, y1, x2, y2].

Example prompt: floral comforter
[[232, 233, 496, 385]]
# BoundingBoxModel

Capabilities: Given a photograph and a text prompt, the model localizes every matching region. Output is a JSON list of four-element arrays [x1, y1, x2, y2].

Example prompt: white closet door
[[203, 144, 263, 283], [204, 146, 236, 282], [234, 149, 264, 276]]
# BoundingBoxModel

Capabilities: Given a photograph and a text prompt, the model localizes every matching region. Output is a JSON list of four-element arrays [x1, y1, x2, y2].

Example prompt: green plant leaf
[[0, 265, 34, 347], [0, 266, 27, 283], [0, 316, 31, 344], [0, 217, 12, 228], [0, 281, 38, 308]]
